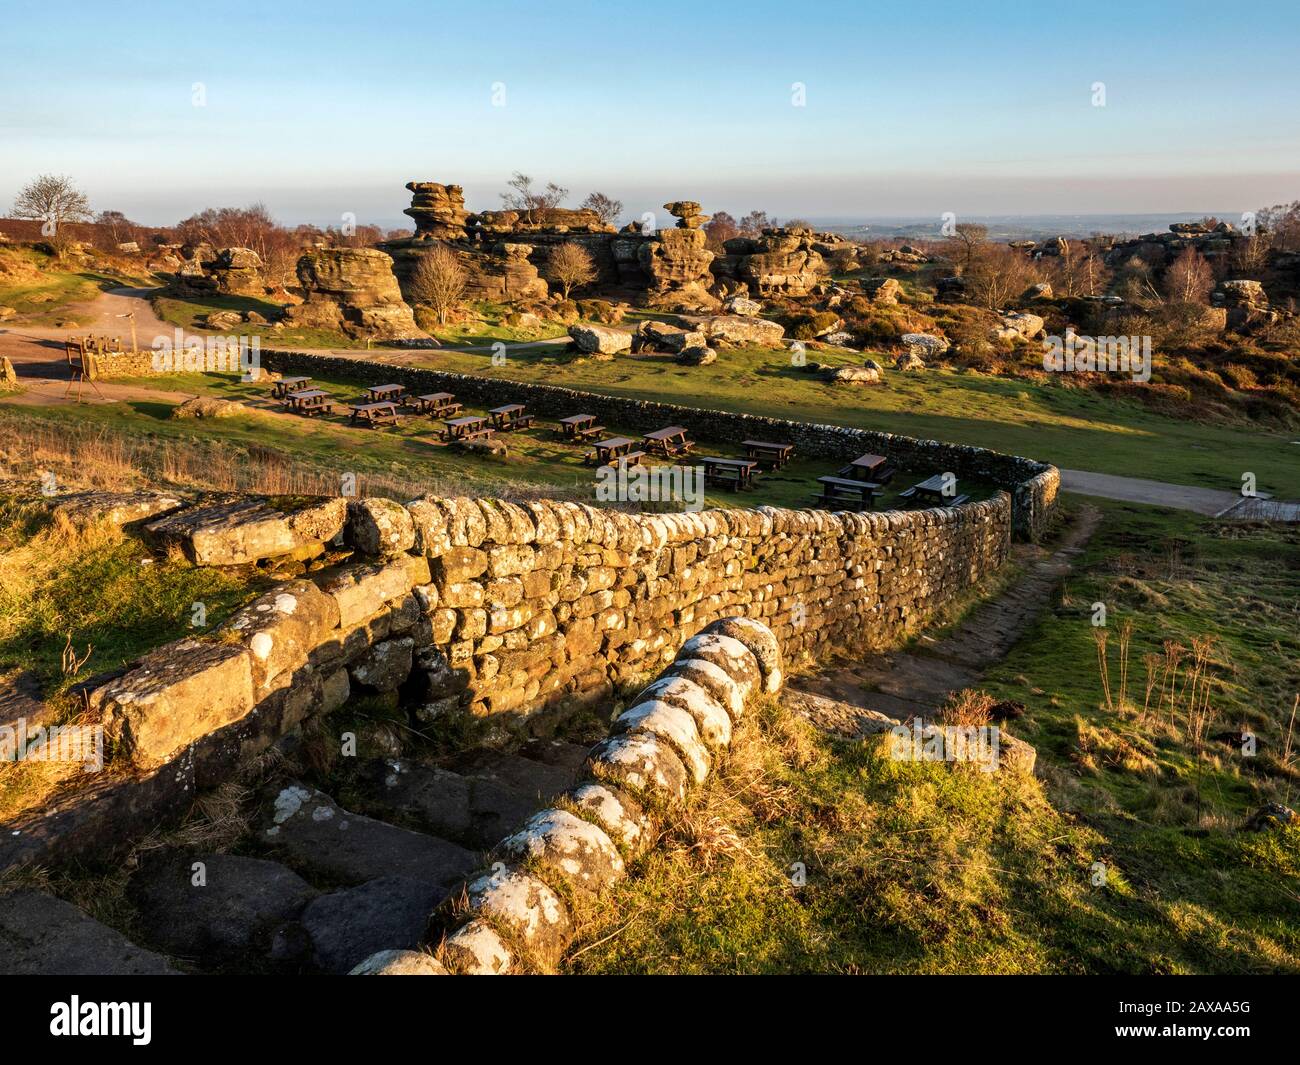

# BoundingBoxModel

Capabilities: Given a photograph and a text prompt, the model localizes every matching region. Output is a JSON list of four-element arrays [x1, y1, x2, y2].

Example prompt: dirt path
[[789, 504, 1102, 736]]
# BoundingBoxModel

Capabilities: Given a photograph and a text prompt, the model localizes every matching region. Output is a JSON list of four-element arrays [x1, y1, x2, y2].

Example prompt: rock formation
[[210, 247, 265, 296], [717, 227, 828, 297], [404, 182, 470, 241], [286, 248, 426, 342]]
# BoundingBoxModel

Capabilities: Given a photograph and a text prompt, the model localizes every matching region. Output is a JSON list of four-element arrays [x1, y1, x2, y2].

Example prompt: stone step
[[283, 876, 444, 975], [256, 782, 476, 890], [350, 758, 545, 850], [0, 889, 179, 975], [125, 849, 317, 963], [442, 747, 582, 803]]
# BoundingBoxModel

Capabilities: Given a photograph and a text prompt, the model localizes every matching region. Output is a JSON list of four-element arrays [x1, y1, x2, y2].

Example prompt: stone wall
[[1, 483, 1017, 874], [255, 349, 1059, 541]]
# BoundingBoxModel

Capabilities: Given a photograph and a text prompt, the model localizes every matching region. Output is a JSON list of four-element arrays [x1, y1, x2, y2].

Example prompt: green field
[[399, 342, 1300, 498]]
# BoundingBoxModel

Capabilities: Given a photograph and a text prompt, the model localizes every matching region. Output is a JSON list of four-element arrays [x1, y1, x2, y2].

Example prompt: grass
[[149, 292, 367, 350], [562, 501, 1300, 974], [0, 497, 267, 824], [0, 499, 263, 695], [394, 342, 1300, 498], [0, 246, 150, 325], [0, 370, 973, 512]]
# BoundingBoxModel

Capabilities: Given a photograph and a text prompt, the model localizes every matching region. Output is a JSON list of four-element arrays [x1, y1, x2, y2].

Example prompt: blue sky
[[2, 0, 1298, 226]]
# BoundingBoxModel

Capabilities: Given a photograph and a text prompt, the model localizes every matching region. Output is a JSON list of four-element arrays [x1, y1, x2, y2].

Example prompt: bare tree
[[1163, 246, 1214, 305], [501, 172, 568, 225], [1231, 232, 1272, 276], [547, 242, 596, 299], [13, 174, 92, 245], [409, 243, 468, 325], [579, 191, 623, 226], [963, 244, 1039, 310], [704, 210, 740, 250], [946, 222, 988, 270], [1258, 201, 1300, 253], [738, 210, 773, 235]]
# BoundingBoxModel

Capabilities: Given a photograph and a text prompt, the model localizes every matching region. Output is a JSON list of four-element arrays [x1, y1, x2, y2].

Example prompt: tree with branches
[[501, 172, 568, 225], [579, 191, 623, 226], [1163, 246, 1214, 305], [547, 242, 596, 299], [963, 244, 1040, 310], [409, 243, 468, 325], [13, 174, 92, 247]]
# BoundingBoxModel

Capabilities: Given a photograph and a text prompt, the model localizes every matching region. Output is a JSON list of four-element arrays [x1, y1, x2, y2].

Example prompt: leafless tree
[[704, 210, 739, 250], [963, 244, 1040, 310], [579, 191, 623, 226], [947, 222, 988, 270], [1163, 246, 1214, 305], [409, 243, 468, 325], [1231, 232, 1271, 277], [501, 172, 568, 225], [13, 174, 92, 247], [1258, 201, 1300, 252], [738, 210, 773, 235], [547, 242, 597, 299]]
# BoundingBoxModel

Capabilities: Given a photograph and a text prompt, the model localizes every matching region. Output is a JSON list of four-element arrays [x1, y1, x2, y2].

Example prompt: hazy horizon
[[3, 0, 1297, 229]]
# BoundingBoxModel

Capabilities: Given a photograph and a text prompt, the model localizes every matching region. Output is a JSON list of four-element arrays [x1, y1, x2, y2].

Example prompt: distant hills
[[818, 213, 1240, 242]]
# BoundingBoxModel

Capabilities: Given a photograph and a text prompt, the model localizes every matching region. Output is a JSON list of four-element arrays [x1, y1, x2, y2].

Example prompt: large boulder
[[144, 496, 347, 566], [991, 312, 1045, 342], [861, 277, 901, 304], [698, 314, 785, 347], [0, 890, 179, 975], [824, 365, 880, 385], [288, 248, 426, 341], [568, 323, 631, 356], [900, 333, 949, 358]]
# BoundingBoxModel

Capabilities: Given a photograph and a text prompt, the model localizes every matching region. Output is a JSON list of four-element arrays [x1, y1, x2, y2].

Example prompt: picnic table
[[558, 414, 605, 441], [406, 392, 461, 416], [643, 426, 694, 458], [742, 440, 795, 469], [441, 415, 494, 443], [702, 456, 758, 491], [364, 383, 406, 403], [272, 375, 312, 398], [587, 436, 639, 466], [349, 401, 399, 428], [489, 403, 535, 431], [283, 389, 333, 417], [898, 474, 967, 507], [838, 452, 895, 484], [813, 475, 883, 511]]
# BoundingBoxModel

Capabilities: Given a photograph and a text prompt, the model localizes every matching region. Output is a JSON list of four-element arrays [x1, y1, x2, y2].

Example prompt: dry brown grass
[[938, 688, 994, 729]]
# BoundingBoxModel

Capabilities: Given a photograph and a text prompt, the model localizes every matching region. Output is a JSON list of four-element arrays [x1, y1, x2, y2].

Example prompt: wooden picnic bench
[[839, 452, 896, 484], [643, 426, 694, 458], [898, 474, 967, 507], [364, 383, 406, 404], [349, 401, 399, 428], [441, 415, 493, 442], [586, 436, 638, 466], [702, 456, 759, 491], [283, 389, 334, 417], [272, 375, 312, 399], [558, 414, 605, 441], [489, 403, 535, 432], [812, 475, 883, 511], [406, 392, 461, 416], [742, 440, 794, 469]]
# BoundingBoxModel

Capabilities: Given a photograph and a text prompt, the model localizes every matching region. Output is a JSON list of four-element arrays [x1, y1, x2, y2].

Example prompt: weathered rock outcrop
[[404, 182, 470, 241], [287, 248, 426, 341], [210, 247, 265, 297], [720, 227, 828, 297]]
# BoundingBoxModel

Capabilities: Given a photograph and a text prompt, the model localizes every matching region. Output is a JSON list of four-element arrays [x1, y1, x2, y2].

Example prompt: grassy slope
[[564, 501, 1300, 974], [0, 246, 147, 324], [2, 370, 959, 511], [403, 343, 1300, 497]]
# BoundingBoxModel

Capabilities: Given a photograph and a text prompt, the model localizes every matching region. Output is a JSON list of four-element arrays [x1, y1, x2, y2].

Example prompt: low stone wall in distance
[[255, 350, 1058, 542]]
